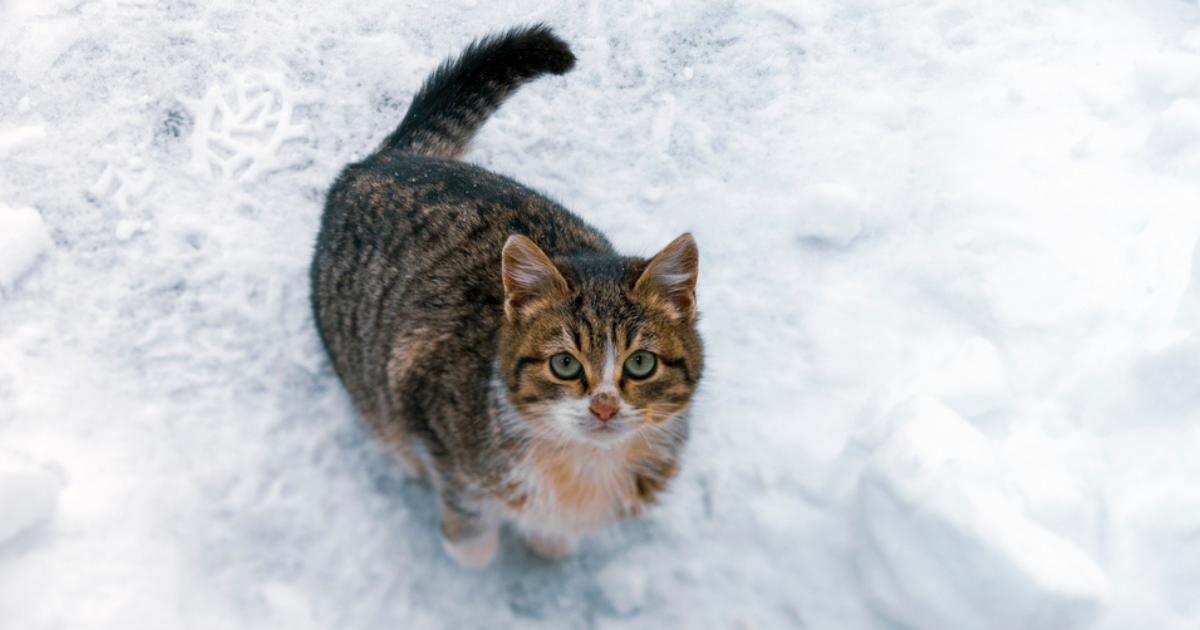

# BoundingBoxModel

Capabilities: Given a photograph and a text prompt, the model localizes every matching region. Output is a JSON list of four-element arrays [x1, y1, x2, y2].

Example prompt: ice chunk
[[115, 219, 152, 241], [0, 203, 53, 292], [264, 582, 322, 630], [0, 458, 61, 547], [0, 125, 46, 158], [91, 144, 155, 212], [794, 184, 864, 247], [597, 562, 649, 615], [856, 396, 1109, 630]]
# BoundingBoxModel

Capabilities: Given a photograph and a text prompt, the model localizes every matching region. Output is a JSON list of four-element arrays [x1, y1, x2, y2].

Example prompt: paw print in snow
[[90, 143, 154, 212], [184, 71, 308, 183]]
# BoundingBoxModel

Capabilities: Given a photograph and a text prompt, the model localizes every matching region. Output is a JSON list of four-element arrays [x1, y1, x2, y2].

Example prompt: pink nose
[[590, 393, 618, 422]]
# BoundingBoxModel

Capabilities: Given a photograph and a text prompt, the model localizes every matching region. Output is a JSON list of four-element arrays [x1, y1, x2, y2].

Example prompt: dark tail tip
[[379, 24, 576, 159], [496, 23, 576, 76]]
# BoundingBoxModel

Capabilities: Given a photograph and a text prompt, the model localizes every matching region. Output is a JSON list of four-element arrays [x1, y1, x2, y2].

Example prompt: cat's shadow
[[357, 431, 660, 622]]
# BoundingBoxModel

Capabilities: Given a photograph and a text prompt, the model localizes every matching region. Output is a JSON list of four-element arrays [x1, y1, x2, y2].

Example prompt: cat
[[310, 24, 703, 569]]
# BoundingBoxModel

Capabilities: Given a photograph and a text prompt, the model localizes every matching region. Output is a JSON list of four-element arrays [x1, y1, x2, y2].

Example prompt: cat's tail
[[379, 24, 576, 160]]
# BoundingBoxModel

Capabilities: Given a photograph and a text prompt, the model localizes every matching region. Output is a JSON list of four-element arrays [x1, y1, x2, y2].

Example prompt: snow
[[0, 455, 60, 548], [856, 396, 1109, 630], [1, 0, 1199, 628], [596, 560, 650, 615], [793, 183, 864, 247], [0, 125, 46, 159], [183, 71, 308, 182], [0, 204, 52, 292]]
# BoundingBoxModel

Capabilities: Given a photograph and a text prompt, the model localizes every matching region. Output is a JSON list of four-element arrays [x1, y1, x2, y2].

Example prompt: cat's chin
[[575, 420, 636, 446]]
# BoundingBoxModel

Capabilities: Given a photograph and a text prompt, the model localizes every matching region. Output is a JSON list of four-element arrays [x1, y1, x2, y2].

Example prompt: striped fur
[[311, 26, 703, 568]]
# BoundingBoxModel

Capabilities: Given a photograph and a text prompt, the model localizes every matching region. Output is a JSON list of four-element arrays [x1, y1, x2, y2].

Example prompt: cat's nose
[[589, 392, 618, 422]]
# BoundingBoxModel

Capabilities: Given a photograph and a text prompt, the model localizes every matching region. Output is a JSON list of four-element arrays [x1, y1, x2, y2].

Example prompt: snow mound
[[597, 560, 650, 616], [1127, 489, 1200, 619], [794, 183, 864, 247], [0, 457, 61, 547], [262, 582, 323, 630], [915, 337, 1012, 419], [0, 204, 52, 292], [1175, 234, 1200, 328], [1147, 99, 1200, 156], [1134, 338, 1200, 413], [1136, 52, 1200, 100], [0, 125, 46, 159], [856, 395, 1110, 630]]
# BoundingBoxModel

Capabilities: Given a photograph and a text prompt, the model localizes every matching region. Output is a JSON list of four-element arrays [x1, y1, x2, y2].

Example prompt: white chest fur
[[507, 438, 641, 538]]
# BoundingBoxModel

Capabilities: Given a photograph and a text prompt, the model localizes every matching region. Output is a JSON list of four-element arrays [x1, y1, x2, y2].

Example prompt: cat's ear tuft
[[634, 233, 699, 320], [502, 234, 568, 318]]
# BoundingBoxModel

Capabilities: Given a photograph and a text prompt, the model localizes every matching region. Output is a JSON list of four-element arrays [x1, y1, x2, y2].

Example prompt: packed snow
[[0, 203, 52, 292], [0, 455, 60, 548], [1, 0, 1199, 628]]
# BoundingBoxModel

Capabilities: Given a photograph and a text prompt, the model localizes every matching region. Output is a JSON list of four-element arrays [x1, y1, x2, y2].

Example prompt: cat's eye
[[549, 353, 583, 379], [623, 351, 657, 379]]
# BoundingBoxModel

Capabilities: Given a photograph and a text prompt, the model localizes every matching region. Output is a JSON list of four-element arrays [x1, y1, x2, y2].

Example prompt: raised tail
[[379, 24, 576, 159]]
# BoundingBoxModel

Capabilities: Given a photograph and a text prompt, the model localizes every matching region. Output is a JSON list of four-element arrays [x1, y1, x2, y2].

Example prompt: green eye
[[623, 351, 657, 379], [549, 353, 583, 379]]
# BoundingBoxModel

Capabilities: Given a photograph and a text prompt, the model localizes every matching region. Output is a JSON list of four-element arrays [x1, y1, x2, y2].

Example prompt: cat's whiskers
[[635, 424, 658, 454]]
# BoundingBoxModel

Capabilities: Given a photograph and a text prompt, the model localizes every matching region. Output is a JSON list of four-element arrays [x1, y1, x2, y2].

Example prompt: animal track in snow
[[90, 143, 154, 213], [184, 71, 308, 183]]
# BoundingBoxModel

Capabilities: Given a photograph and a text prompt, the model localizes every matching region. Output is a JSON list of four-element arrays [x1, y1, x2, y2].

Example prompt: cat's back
[[320, 153, 609, 269], [311, 25, 595, 394], [311, 153, 611, 413], [314, 152, 612, 315]]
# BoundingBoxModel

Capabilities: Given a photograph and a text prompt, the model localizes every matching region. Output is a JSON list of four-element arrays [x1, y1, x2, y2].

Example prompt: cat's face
[[498, 234, 703, 446]]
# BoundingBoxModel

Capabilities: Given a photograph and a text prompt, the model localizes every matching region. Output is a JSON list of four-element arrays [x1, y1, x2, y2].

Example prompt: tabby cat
[[310, 25, 703, 568]]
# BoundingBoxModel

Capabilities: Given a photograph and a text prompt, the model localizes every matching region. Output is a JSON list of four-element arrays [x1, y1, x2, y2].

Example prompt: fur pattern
[[310, 25, 703, 568]]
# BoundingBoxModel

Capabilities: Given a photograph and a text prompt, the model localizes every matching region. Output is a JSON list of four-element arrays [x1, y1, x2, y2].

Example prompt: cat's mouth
[[578, 415, 636, 444], [544, 399, 639, 445]]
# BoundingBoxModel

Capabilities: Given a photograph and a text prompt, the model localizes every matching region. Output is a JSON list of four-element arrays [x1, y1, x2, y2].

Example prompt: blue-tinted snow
[[2, 1, 1200, 628]]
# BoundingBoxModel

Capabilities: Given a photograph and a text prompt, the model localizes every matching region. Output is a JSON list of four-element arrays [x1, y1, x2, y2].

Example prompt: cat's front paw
[[443, 529, 499, 569], [525, 532, 577, 561]]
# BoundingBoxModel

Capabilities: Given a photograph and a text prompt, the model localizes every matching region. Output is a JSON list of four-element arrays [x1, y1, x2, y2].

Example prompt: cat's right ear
[[502, 234, 569, 318], [634, 233, 699, 321]]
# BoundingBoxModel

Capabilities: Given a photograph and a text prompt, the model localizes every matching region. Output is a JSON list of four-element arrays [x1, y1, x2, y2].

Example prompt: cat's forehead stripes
[[601, 338, 617, 385], [502, 250, 701, 413], [555, 320, 624, 389]]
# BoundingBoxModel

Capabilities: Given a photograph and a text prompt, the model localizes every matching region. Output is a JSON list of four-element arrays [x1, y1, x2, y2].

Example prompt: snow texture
[[0, 204, 52, 292], [856, 396, 1109, 630], [1, 0, 1200, 629], [184, 71, 308, 182], [0, 455, 60, 548]]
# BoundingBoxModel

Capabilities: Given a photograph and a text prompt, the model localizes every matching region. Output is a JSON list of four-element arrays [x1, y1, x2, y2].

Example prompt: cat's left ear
[[634, 233, 699, 320], [502, 234, 569, 319]]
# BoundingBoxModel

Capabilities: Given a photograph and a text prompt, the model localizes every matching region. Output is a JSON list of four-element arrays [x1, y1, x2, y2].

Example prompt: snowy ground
[[2, 0, 1200, 628]]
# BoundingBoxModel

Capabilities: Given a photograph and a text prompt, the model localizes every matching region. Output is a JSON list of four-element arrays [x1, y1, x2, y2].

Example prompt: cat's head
[[496, 234, 703, 446]]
